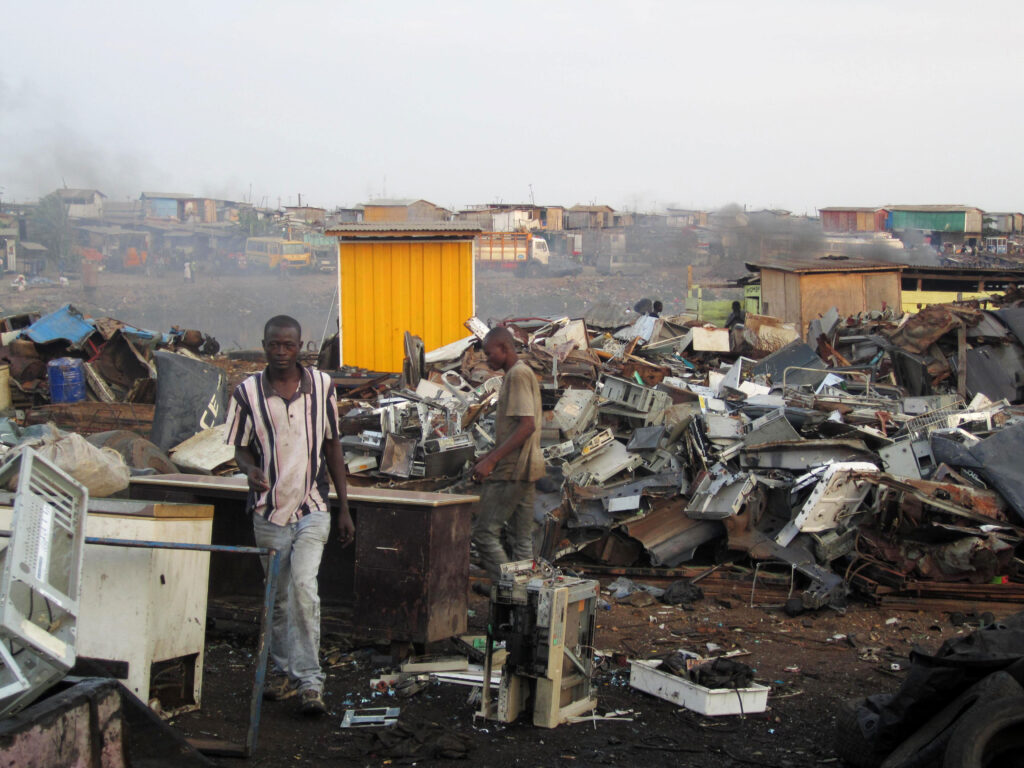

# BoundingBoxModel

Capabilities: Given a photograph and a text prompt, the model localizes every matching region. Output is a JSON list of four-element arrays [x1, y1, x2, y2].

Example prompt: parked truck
[[476, 231, 551, 276]]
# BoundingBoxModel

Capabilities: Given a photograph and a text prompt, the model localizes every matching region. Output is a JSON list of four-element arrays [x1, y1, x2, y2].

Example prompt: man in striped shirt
[[226, 314, 354, 716]]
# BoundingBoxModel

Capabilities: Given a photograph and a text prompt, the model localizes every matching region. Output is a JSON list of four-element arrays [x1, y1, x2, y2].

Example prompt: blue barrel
[[47, 357, 86, 403]]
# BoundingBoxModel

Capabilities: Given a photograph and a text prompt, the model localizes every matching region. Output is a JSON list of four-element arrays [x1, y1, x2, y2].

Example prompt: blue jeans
[[252, 510, 330, 693]]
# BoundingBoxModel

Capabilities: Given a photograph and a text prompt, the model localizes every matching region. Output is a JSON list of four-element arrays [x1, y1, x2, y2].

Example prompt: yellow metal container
[[327, 224, 479, 372]]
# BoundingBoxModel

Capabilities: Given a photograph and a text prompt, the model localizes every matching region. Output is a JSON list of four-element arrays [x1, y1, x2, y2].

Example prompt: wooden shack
[[747, 257, 905, 338]]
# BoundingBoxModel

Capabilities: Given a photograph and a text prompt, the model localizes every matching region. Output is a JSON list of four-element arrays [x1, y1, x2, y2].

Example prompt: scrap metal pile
[[341, 301, 1024, 611], [0, 303, 220, 433]]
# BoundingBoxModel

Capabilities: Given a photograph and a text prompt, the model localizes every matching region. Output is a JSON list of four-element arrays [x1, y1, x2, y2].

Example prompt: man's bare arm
[[472, 415, 535, 481], [235, 446, 269, 493]]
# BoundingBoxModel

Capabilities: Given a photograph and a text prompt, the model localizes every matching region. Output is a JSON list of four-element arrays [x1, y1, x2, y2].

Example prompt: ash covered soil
[[174, 588, 972, 768], [0, 266, 725, 350]]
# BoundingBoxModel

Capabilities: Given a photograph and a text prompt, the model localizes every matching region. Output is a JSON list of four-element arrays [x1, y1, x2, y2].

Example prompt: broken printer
[[478, 561, 599, 728]]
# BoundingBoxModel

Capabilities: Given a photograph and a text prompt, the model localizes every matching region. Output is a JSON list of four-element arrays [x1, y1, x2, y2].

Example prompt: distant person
[[725, 301, 745, 328], [183, 261, 192, 283], [650, 300, 663, 318]]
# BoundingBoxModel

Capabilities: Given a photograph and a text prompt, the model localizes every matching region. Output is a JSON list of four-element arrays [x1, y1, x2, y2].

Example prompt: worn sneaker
[[263, 674, 298, 701], [300, 688, 327, 716]]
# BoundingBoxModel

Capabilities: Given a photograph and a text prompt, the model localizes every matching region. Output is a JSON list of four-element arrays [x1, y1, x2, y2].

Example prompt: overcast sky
[[2, 1, 1022, 214]]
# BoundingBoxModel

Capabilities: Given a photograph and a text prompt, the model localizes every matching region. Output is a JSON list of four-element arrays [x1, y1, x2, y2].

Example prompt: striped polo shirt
[[225, 365, 340, 526]]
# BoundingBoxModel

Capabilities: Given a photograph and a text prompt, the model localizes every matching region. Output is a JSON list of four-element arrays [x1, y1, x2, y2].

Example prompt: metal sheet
[[970, 422, 1024, 523], [965, 346, 1020, 403], [23, 304, 95, 347], [623, 500, 724, 567], [739, 439, 877, 471], [996, 308, 1024, 343], [169, 424, 234, 473], [751, 340, 828, 388], [776, 462, 878, 546]]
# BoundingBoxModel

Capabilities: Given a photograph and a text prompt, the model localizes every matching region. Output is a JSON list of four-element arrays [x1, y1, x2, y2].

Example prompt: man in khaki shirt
[[471, 327, 544, 583]]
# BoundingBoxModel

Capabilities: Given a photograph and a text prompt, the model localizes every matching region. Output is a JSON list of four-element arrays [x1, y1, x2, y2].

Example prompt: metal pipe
[[247, 548, 280, 756]]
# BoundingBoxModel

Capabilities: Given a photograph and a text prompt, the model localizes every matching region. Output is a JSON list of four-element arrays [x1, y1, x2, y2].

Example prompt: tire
[[882, 671, 1023, 768], [942, 695, 1024, 768], [834, 698, 887, 768]]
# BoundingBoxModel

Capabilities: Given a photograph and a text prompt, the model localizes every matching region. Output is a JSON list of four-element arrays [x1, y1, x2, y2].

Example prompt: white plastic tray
[[629, 659, 769, 716]]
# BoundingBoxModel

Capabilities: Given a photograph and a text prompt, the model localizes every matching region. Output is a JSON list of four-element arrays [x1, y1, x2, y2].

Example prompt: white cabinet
[[0, 500, 213, 713]]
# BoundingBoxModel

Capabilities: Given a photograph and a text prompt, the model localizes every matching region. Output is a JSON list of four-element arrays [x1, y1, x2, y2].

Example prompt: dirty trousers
[[472, 480, 535, 582], [252, 509, 330, 693]]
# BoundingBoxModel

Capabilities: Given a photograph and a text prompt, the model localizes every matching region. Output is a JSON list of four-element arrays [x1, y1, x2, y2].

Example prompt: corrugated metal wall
[[338, 239, 474, 372], [891, 210, 966, 233], [823, 210, 887, 233], [148, 198, 179, 218]]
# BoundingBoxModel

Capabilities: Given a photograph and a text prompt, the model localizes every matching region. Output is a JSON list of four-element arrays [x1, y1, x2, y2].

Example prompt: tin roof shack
[[324, 223, 480, 372], [55, 189, 106, 220], [887, 205, 984, 248], [0, 213, 24, 272], [454, 204, 565, 232], [16, 242, 48, 275], [283, 205, 326, 226], [820, 206, 888, 234], [566, 205, 615, 229], [362, 199, 450, 224], [327, 207, 364, 226], [748, 257, 905, 338], [985, 212, 1024, 235], [141, 192, 195, 221], [74, 225, 151, 270]]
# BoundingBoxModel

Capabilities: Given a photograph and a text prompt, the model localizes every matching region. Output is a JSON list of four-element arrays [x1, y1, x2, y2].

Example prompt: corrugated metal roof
[[901, 265, 1024, 276], [568, 204, 615, 212], [325, 222, 482, 237], [746, 257, 906, 274], [819, 206, 883, 213], [885, 204, 980, 212], [24, 304, 95, 347], [56, 189, 106, 199], [75, 225, 149, 236], [362, 198, 431, 207], [141, 192, 195, 200]]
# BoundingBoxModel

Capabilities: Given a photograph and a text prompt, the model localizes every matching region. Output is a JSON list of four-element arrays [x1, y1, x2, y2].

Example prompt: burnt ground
[[0, 264, 738, 351], [170, 582, 983, 768]]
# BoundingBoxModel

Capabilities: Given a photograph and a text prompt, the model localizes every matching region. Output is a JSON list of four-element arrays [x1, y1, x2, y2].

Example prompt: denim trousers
[[472, 480, 535, 582], [252, 509, 330, 693]]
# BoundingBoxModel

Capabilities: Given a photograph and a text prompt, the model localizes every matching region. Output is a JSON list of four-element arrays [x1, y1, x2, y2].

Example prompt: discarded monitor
[[0, 448, 88, 716]]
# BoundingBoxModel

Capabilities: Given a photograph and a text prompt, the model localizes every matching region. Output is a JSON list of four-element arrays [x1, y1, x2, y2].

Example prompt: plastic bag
[[10, 430, 130, 497]]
